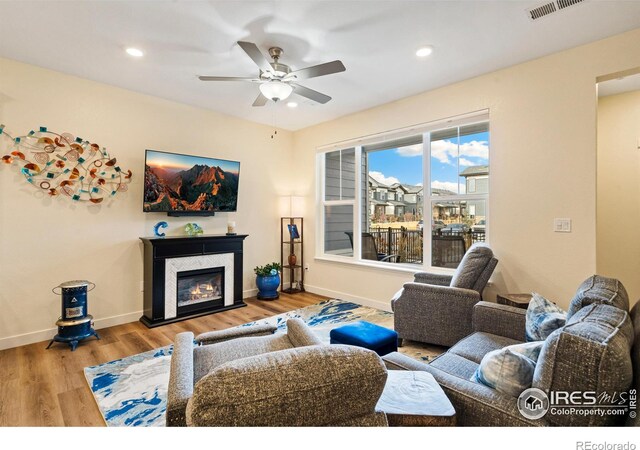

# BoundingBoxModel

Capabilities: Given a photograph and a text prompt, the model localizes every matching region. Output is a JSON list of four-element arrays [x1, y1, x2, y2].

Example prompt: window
[[364, 138, 424, 265], [322, 149, 355, 256], [318, 112, 489, 270], [429, 122, 489, 268]]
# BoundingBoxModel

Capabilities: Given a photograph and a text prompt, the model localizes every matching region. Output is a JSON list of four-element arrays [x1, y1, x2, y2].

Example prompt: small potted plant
[[254, 262, 282, 300]]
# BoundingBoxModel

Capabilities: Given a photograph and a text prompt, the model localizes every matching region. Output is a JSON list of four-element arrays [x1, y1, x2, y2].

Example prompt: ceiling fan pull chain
[[271, 102, 276, 139]]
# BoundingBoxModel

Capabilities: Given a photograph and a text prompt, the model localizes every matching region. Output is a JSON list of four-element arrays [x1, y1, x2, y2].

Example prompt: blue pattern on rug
[[84, 299, 438, 427]]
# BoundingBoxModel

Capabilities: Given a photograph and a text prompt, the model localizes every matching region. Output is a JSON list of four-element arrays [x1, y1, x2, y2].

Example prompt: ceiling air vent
[[528, 0, 586, 21], [556, 0, 585, 10], [529, 2, 557, 20]]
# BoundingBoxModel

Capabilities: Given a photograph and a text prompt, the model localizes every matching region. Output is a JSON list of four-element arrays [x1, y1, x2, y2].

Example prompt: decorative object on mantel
[[47, 280, 100, 351], [1, 125, 132, 203], [254, 262, 282, 300], [184, 222, 203, 236], [226, 220, 236, 235], [153, 221, 168, 237]]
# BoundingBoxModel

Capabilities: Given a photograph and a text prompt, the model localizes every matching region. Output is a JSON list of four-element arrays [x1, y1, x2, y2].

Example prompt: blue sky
[[368, 131, 489, 193]]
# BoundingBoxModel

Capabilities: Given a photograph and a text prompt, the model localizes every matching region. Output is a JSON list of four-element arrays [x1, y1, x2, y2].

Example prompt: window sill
[[313, 255, 457, 276]]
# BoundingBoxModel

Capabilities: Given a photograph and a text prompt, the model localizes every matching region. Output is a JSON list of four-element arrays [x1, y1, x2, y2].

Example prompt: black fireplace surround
[[139, 234, 248, 327]]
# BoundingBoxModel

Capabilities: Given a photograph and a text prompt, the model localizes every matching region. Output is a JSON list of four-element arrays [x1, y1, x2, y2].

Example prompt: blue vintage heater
[[46, 280, 100, 351]]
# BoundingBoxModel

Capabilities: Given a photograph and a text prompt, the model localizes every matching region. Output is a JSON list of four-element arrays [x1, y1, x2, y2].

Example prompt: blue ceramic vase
[[256, 274, 280, 300]]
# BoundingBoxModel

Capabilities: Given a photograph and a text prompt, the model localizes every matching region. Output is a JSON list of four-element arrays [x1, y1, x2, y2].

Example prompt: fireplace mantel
[[139, 234, 248, 328]]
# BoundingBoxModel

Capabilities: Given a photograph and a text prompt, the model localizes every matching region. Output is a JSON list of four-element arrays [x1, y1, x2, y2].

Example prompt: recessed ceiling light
[[416, 46, 434, 58], [287, 101, 298, 108], [125, 47, 144, 57]]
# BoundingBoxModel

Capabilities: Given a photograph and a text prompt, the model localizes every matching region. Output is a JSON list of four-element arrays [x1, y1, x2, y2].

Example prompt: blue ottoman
[[329, 321, 398, 356]]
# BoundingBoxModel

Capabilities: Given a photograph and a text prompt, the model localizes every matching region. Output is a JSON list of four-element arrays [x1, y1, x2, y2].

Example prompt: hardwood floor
[[0, 292, 325, 427]]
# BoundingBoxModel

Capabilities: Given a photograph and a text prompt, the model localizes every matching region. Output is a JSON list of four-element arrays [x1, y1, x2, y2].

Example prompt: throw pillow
[[525, 292, 567, 342], [471, 341, 544, 397]]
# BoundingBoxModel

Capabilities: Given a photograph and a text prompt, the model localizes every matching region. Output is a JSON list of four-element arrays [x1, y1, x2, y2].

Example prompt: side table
[[376, 370, 456, 426], [496, 293, 532, 309]]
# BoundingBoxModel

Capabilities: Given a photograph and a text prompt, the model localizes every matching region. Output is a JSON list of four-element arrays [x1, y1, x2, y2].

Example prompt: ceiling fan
[[199, 41, 346, 106]]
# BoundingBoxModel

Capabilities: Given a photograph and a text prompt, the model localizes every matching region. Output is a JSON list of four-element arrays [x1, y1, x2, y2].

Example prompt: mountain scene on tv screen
[[143, 153, 239, 212]]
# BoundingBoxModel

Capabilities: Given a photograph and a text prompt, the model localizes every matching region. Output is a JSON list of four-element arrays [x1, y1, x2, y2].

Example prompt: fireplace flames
[[190, 282, 219, 301]]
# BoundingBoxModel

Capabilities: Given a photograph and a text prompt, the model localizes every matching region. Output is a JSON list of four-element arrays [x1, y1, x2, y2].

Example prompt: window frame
[[316, 111, 490, 273], [319, 148, 359, 259]]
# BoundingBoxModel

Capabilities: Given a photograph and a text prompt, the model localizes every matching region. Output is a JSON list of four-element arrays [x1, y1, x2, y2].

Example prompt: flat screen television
[[143, 149, 240, 215]]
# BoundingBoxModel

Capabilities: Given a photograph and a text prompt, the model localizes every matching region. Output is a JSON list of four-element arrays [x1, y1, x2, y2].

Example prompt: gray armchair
[[391, 243, 498, 347], [167, 318, 321, 426], [167, 318, 389, 427]]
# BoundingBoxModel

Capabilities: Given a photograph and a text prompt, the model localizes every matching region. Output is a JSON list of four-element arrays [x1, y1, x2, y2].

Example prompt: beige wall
[[597, 89, 640, 304], [0, 57, 293, 349], [3, 28, 640, 350], [293, 28, 640, 311]]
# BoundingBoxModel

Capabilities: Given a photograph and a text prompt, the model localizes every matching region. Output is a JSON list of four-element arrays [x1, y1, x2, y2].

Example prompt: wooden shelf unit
[[280, 217, 305, 294]]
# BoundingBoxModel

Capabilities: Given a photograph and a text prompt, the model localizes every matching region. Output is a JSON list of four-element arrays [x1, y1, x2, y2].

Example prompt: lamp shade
[[289, 196, 305, 217], [259, 80, 293, 101]]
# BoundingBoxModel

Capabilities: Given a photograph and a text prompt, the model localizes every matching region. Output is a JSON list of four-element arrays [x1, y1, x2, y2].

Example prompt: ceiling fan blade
[[198, 76, 259, 82], [252, 92, 269, 107], [285, 60, 346, 81], [292, 84, 332, 104], [237, 41, 273, 73]]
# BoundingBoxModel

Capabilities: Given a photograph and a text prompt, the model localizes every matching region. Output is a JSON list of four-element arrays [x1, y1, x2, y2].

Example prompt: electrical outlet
[[304, 263, 310, 271], [554, 218, 571, 233]]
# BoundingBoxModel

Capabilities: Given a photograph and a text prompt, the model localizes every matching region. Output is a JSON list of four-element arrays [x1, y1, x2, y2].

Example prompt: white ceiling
[[1, 1, 640, 130], [599, 72, 640, 97]]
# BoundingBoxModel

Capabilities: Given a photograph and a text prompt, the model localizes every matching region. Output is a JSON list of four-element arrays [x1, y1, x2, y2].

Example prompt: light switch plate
[[554, 218, 571, 233]]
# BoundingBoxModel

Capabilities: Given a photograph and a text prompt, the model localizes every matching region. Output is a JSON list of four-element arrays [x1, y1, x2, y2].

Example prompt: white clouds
[[431, 140, 457, 164], [390, 139, 489, 166], [395, 144, 422, 157], [430, 139, 489, 166], [431, 180, 466, 194], [459, 157, 475, 167], [369, 171, 400, 186], [459, 140, 489, 159]]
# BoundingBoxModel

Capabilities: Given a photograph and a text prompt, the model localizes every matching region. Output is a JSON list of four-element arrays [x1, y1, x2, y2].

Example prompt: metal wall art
[[1, 125, 132, 203]]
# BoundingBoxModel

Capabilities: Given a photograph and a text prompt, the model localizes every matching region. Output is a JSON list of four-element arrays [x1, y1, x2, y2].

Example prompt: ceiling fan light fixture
[[259, 80, 293, 101], [287, 101, 298, 108]]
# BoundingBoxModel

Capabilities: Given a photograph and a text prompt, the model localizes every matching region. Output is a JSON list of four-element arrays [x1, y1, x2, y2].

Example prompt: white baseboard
[[94, 310, 144, 330], [243, 288, 258, 298], [0, 310, 143, 351], [0, 287, 299, 351], [304, 284, 392, 312]]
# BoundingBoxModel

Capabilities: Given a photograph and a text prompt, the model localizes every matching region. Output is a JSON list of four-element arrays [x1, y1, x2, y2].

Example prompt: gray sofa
[[384, 275, 639, 426], [167, 318, 389, 426]]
